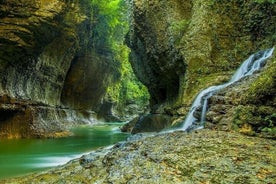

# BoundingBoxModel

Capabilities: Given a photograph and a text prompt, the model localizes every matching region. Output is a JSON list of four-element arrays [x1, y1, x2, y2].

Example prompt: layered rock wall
[[0, 0, 118, 138]]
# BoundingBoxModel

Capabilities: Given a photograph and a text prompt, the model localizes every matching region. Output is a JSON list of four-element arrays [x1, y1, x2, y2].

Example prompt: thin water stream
[[181, 48, 274, 131], [0, 122, 128, 180]]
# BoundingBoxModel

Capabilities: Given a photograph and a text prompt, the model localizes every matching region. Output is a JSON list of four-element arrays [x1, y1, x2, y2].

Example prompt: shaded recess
[[61, 50, 116, 110], [0, 109, 20, 122], [126, 22, 186, 109]]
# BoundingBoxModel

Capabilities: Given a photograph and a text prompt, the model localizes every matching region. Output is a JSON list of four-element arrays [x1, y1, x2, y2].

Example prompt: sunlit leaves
[[90, 0, 129, 49], [90, 0, 149, 109]]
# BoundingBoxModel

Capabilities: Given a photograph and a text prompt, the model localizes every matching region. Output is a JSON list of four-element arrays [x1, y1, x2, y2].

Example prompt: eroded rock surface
[[4, 130, 276, 183], [0, 0, 118, 138]]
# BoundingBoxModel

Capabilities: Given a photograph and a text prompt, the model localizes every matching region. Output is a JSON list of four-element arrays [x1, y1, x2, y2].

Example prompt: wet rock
[[96, 100, 122, 122], [126, 0, 276, 128], [131, 114, 173, 134], [206, 58, 276, 139], [61, 51, 117, 111], [0, 96, 97, 138], [120, 116, 139, 133], [4, 130, 276, 183], [193, 106, 202, 120]]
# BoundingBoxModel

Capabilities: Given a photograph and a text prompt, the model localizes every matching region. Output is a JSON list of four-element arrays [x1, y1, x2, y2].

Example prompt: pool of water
[[0, 122, 129, 180]]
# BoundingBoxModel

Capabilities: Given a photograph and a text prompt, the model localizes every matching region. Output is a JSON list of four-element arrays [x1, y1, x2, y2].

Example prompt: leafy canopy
[[90, 0, 149, 110]]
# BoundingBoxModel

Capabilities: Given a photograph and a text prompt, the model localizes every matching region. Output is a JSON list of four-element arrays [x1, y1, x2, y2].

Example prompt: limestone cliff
[[0, 0, 119, 138], [126, 0, 276, 133]]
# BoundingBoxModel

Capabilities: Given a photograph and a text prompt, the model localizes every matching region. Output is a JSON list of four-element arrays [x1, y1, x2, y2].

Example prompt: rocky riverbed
[[3, 129, 276, 183]]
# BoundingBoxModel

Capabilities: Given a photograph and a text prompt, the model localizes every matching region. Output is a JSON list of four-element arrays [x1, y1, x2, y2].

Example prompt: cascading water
[[181, 47, 274, 131]]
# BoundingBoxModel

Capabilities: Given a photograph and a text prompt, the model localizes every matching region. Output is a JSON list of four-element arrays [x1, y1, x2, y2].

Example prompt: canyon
[[0, 0, 275, 182]]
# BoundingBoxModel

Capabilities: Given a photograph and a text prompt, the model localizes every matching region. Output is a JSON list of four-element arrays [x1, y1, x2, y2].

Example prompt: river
[[0, 122, 129, 180]]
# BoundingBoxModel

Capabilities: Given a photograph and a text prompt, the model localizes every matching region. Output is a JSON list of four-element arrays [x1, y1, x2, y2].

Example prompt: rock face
[[0, 0, 118, 138], [126, 0, 187, 109], [122, 114, 173, 133], [126, 0, 276, 132], [206, 54, 276, 139]]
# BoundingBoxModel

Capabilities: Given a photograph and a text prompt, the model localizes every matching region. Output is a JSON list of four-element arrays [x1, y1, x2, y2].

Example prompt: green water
[[0, 122, 129, 180]]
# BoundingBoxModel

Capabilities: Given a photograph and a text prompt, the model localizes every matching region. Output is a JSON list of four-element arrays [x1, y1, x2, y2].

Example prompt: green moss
[[233, 105, 276, 138], [243, 57, 276, 107], [184, 72, 231, 105], [244, 56, 276, 105], [169, 19, 190, 46]]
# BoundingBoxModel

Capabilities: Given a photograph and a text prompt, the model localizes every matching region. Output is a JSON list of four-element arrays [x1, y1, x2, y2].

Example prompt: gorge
[[0, 0, 276, 183]]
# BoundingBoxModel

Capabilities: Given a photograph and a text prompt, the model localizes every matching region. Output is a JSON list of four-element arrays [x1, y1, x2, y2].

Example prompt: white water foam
[[27, 154, 84, 168]]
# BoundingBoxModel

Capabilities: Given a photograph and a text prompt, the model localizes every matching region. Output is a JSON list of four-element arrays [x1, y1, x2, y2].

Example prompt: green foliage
[[169, 20, 189, 32], [264, 113, 276, 127], [233, 106, 258, 126], [233, 105, 276, 137], [107, 45, 150, 110], [254, 0, 276, 3], [169, 19, 190, 45], [90, 0, 130, 48], [91, 0, 149, 112]]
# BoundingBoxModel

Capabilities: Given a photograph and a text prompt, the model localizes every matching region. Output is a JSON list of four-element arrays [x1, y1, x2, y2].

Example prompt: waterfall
[[181, 47, 274, 131]]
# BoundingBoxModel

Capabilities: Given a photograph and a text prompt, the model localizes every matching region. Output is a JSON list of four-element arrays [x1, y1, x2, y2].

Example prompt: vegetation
[[90, 0, 127, 49], [254, 0, 276, 3], [169, 19, 190, 46], [245, 56, 276, 106], [90, 0, 149, 114], [106, 44, 150, 112], [231, 56, 276, 138]]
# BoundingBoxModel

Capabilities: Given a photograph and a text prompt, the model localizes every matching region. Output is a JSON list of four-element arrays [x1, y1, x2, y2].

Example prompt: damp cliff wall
[[126, 0, 276, 133], [0, 0, 118, 138]]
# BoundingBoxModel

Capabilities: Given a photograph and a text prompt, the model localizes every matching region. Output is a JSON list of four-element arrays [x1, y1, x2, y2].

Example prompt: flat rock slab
[[3, 130, 276, 183]]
